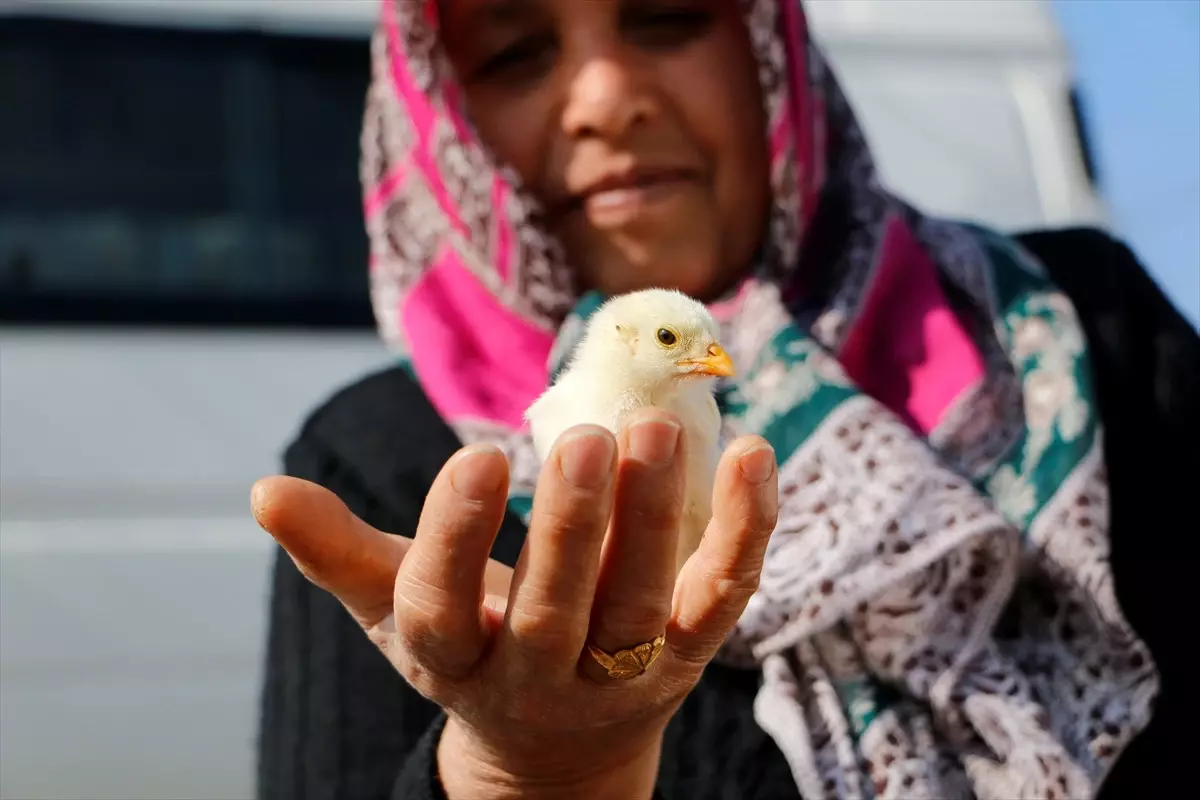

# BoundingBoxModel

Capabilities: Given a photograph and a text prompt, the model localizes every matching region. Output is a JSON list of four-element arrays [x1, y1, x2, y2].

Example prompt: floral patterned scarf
[[361, 0, 1158, 796]]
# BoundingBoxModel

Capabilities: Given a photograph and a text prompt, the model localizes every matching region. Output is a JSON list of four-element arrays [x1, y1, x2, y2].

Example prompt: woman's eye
[[656, 328, 678, 346], [474, 35, 556, 83], [625, 7, 714, 49]]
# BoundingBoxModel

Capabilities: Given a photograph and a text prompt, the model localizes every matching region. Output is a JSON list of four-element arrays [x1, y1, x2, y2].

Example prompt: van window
[[1068, 85, 1101, 188], [0, 17, 374, 327]]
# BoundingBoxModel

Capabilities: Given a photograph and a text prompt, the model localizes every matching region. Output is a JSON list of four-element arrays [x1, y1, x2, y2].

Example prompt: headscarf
[[360, 1, 1158, 796]]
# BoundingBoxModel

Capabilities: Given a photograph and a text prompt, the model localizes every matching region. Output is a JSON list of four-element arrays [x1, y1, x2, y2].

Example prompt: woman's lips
[[575, 171, 698, 229]]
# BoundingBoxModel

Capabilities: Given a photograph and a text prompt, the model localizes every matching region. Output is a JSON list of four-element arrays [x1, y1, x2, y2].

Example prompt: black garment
[[256, 229, 1199, 800]]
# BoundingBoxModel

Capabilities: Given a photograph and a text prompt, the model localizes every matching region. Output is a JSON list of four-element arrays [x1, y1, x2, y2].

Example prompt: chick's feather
[[524, 289, 731, 572]]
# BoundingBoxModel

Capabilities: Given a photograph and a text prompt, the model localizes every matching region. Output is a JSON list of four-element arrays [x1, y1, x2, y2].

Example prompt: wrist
[[436, 715, 663, 800]]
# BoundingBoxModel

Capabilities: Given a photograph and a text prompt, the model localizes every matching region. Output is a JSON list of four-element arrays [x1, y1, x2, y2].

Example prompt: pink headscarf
[[360, 2, 1158, 797], [360, 0, 952, 437]]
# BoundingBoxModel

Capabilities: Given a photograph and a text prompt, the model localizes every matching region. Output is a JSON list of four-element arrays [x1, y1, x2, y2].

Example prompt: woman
[[252, 1, 1197, 798]]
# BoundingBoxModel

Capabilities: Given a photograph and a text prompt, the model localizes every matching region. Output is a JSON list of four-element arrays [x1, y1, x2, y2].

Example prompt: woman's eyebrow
[[465, 0, 540, 26]]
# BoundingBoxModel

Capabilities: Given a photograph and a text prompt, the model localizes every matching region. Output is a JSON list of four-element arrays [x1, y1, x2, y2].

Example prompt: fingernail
[[738, 443, 776, 484], [450, 445, 506, 499], [629, 419, 681, 466], [559, 430, 614, 488], [250, 482, 267, 512]]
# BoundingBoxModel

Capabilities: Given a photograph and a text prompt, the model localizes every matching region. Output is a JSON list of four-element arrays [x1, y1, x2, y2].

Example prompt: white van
[[0, 2, 1105, 798]]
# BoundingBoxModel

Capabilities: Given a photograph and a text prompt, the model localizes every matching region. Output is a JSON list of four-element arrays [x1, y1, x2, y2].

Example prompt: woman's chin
[[594, 274, 709, 301], [584, 255, 732, 301]]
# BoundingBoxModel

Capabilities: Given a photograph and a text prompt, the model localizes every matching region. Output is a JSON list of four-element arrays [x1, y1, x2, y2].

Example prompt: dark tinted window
[[0, 17, 374, 327], [1068, 85, 1101, 189]]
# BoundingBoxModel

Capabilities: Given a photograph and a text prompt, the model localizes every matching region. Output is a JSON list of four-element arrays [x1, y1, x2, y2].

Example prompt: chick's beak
[[679, 343, 736, 378]]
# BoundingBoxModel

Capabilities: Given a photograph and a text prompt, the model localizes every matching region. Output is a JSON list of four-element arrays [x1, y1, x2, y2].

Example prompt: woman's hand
[[251, 408, 778, 799]]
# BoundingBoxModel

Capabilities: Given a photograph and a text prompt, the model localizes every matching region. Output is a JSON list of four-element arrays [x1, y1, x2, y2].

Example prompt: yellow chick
[[524, 289, 735, 573]]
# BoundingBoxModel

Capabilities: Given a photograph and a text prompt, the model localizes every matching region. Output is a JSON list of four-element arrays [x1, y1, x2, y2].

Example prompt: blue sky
[[1050, 0, 1199, 326]]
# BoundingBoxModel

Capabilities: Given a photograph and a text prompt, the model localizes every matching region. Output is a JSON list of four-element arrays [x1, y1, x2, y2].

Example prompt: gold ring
[[586, 634, 667, 680]]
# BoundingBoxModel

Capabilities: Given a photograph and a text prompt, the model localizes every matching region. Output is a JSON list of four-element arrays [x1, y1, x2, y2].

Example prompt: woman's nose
[[561, 56, 657, 141]]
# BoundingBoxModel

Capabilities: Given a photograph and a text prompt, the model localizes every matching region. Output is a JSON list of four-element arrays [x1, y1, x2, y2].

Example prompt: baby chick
[[525, 288, 735, 573]]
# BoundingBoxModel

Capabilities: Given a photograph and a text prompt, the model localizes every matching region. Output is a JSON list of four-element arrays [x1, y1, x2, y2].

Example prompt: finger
[[393, 444, 510, 679], [251, 475, 408, 629], [583, 410, 684, 683], [668, 436, 778, 668], [501, 426, 616, 671]]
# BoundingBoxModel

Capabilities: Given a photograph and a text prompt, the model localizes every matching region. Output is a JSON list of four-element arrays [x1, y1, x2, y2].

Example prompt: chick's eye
[[656, 328, 677, 346]]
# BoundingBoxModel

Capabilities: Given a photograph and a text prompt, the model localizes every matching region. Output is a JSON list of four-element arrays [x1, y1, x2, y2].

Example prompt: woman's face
[[440, 0, 770, 300]]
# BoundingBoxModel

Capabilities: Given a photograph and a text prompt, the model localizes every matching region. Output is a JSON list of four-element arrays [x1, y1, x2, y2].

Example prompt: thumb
[[251, 476, 409, 629]]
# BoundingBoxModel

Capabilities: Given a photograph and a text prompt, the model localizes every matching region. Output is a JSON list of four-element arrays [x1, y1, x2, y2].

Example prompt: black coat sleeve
[[1020, 228, 1200, 800]]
